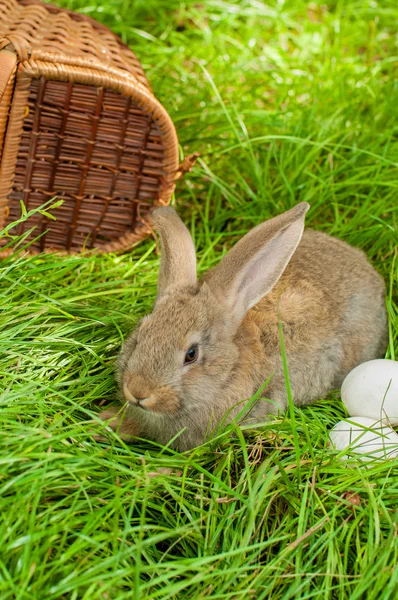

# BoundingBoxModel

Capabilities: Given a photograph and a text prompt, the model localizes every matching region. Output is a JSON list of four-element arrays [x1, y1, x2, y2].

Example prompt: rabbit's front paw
[[93, 406, 139, 441]]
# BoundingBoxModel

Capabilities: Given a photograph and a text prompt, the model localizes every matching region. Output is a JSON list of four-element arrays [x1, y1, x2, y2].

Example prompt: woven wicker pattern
[[0, 0, 182, 253]]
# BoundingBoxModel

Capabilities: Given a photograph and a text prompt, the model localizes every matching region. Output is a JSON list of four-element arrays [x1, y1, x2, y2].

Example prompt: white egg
[[341, 359, 398, 426], [329, 416, 398, 462]]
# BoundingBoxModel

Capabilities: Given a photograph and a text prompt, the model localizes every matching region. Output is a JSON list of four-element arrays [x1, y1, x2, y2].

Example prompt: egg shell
[[329, 416, 398, 462], [341, 359, 398, 426]]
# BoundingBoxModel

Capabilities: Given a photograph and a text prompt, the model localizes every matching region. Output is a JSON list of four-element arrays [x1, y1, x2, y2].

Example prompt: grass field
[[1, 0, 398, 598]]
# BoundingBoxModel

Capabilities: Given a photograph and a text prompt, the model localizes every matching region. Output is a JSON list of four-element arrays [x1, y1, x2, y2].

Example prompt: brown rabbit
[[99, 203, 388, 451]]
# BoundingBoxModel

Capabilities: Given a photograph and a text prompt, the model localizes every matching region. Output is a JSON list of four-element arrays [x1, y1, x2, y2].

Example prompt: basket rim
[[0, 41, 154, 93]]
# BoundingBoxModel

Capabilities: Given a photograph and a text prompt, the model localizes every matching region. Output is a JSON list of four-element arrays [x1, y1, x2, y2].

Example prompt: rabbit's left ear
[[206, 203, 309, 324], [152, 206, 197, 299]]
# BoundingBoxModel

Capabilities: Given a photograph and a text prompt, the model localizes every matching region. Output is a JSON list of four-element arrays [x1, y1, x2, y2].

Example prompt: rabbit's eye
[[184, 344, 199, 365]]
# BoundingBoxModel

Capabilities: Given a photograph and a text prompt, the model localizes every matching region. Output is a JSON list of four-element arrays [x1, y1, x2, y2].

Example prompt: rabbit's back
[[246, 229, 388, 410]]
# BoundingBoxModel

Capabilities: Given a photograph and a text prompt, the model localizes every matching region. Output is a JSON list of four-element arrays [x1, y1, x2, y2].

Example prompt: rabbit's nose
[[123, 383, 149, 406]]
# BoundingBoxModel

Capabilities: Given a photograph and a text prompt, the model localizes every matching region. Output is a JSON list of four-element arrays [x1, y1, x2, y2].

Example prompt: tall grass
[[0, 0, 397, 598]]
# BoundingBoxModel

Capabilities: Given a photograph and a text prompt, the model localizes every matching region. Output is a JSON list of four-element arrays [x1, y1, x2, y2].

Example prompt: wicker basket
[[0, 0, 193, 253]]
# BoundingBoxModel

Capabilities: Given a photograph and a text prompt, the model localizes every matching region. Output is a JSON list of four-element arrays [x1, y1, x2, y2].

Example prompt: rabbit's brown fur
[[99, 204, 387, 450]]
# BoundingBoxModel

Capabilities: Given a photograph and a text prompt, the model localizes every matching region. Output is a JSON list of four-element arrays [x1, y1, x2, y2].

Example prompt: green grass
[[1, 0, 398, 598]]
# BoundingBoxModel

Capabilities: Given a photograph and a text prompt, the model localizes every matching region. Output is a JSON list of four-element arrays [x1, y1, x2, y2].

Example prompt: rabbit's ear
[[207, 203, 309, 324], [152, 206, 197, 298]]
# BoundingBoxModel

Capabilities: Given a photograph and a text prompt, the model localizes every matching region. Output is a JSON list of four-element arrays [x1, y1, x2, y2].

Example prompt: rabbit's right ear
[[206, 203, 309, 325], [152, 207, 197, 299]]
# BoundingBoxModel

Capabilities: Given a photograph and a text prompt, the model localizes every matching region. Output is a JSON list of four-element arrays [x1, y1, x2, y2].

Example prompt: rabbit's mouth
[[135, 397, 155, 411]]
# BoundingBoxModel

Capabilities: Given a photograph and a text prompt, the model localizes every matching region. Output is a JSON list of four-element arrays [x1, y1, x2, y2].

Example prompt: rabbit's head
[[117, 203, 309, 421]]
